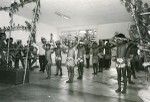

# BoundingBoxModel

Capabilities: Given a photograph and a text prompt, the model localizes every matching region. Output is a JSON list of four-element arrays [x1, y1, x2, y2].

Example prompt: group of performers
[[36, 35, 113, 83], [37, 32, 145, 96], [0, 31, 38, 70], [0, 31, 148, 95]]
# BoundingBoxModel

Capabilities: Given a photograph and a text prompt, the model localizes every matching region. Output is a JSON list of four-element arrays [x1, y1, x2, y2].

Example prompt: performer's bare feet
[[46, 76, 50, 79], [115, 88, 121, 93], [77, 76, 82, 79], [129, 81, 135, 84], [66, 80, 72, 83], [121, 89, 126, 94]]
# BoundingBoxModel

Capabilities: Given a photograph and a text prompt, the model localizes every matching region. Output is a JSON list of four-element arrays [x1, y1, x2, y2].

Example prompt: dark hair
[[99, 40, 102, 46], [10, 37, 13, 40], [46, 43, 51, 47], [6, 38, 9, 42], [115, 33, 127, 38], [56, 41, 61, 45]]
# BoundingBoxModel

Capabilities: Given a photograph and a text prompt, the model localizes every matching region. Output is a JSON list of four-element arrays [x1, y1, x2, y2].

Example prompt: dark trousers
[[128, 61, 136, 79], [103, 58, 106, 69], [86, 58, 90, 68], [127, 66, 136, 83], [39, 55, 46, 72], [104, 59, 111, 70], [93, 63, 98, 74], [67, 66, 74, 82], [108, 59, 111, 68], [116, 68, 127, 91], [15, 57, 25, 69], [77, 62, 84, 77], [134, 61, 140, 72], [98, 58, 104, 72], [56, 60, 62, 75]]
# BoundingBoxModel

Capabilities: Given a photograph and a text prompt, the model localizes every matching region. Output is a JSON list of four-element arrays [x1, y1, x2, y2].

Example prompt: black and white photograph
[[0, 0, 150, 102]]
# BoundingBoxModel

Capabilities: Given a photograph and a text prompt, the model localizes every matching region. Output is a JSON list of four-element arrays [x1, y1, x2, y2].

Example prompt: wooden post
[[6, 12, 13, 65], [23, 0, 40, 84]]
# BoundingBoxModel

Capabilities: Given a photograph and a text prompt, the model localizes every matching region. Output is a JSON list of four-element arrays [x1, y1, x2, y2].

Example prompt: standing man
[[85, 43, 91, 69], [38, 37, 46, 72], [77, 41, 85, 79], [66, 41, 76, 83], [98, 40, 105, 72], [92, 42, 99, 75], [104, 40, 112, 70], [102, 40, 106, 69], [113, 33, 128, 94]]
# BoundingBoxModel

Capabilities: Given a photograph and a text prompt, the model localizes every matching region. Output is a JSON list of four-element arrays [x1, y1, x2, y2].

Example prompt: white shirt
[[38, 42, 45, 55]]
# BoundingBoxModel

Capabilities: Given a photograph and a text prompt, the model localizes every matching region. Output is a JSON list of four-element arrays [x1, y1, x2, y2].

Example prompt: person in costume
[[54, 41, 63, 76], [45, 43, 54, 79], [77, 41, 85, 79], [104, 40, 112, 70], [66, 41, 76, 83], [85, 43, 91, 69], [113, 33, 128, 94], [92, 42, 99, 75], [98, 40, 105, 72]]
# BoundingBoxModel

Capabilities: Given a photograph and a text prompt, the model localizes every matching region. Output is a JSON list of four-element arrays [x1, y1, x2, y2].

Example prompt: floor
[[0, 65, 148, 102]]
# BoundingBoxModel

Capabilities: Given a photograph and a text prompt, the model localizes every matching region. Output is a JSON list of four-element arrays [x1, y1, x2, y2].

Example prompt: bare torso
[[77, 47, 85, 58]]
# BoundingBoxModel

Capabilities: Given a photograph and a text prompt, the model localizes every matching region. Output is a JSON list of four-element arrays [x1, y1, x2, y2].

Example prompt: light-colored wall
[[58, 25, 97, 33], [58, 22, 132, 41], [97, 22, 132, 40]]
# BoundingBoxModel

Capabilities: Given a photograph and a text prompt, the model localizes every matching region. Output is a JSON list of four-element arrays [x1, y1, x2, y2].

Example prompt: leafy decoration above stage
[[60, 29, 97, 47], [0, 0, 37, 13], [120, 0, 150, 42], [0, 21, 32, 32], [0, 0, 41, 42]]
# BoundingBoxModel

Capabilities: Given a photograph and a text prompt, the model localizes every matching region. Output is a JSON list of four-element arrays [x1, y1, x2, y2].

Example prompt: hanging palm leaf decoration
[[120, 0, 150, 81]]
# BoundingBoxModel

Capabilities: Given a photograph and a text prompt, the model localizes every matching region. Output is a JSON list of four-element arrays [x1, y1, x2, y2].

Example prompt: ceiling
[[0, 0, 149, 28]]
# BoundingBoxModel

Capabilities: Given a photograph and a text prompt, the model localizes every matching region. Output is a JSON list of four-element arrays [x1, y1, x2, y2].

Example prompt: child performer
[[77, 41, 85, 80], [85, 43, 91, 69], [113, 33, 128, 94], [54, 41, 63, 76], [98, 40, 105, 72], [45, 43, 54, 79], [92, 42, 99, 75], [66, 41, 76, 83]]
